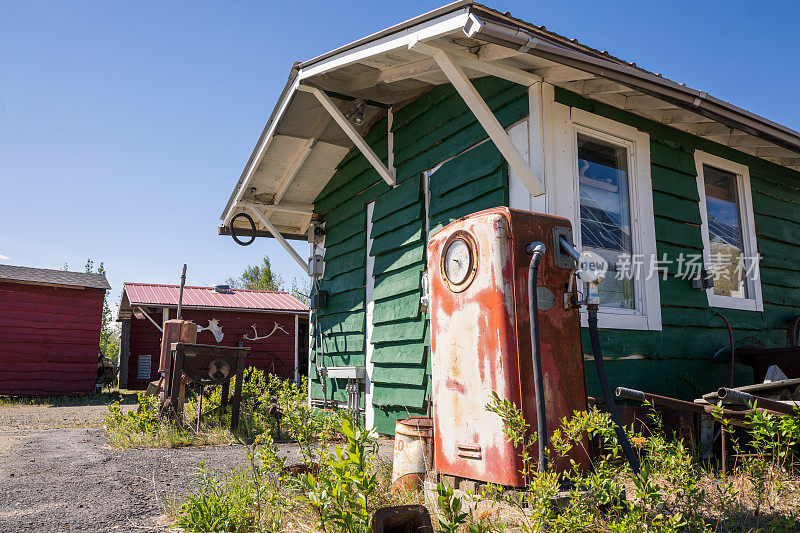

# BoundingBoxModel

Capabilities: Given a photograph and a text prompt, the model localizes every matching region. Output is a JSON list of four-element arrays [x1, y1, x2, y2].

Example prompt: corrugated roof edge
[[123, 281, 296, 295], [0, 264, 110, 290], [121, 282, 310, 313]]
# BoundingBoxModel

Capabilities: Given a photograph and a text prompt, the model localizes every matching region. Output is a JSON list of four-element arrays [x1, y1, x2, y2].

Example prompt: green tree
[[227, 257, 283, 291], [290, 277, 310, 305], [85, 259, 120, 363]]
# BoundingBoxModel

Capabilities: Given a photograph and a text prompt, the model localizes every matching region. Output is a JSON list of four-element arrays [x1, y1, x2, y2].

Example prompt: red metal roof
[[123, 283, 308, 313]]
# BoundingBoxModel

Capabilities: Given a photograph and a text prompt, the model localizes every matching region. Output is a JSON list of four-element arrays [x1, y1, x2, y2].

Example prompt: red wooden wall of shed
[[126, 307, 306, 390], [0, 281, 105, 395]]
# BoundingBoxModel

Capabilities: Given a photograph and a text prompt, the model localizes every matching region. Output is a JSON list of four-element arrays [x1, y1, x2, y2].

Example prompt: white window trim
[[694, 151, 763, 312], [529, 98, 661, 331]]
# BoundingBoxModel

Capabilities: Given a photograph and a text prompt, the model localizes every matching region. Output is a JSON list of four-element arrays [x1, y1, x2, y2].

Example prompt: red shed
[[0, 264, 110, 395], [117, 283, 310, 390]]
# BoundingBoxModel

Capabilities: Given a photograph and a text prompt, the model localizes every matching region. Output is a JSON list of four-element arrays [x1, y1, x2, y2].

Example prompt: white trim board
[[512, 87, 662, 331], [694, 150, 763, 312], [364, 201, 376, 429]]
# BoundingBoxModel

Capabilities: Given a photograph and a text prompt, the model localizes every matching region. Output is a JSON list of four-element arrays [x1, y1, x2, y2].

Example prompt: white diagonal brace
[[137, 306, 163, 333], [416, 46, 544, 196], [297, 85, 395, 186], [274, 137, 314, 204], [241, 202, 310, 274], [410, 41, 541, 87]]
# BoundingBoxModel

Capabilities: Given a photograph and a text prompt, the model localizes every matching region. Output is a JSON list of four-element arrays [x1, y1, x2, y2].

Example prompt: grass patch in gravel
[[0, 388, 139, 408]]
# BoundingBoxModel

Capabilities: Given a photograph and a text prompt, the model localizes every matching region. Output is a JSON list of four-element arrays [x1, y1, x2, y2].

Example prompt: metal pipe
[[558, 235, 581, 264], [177, 264, 187, 319], [615, 387, 770, 421], [526, 241, 547, 473], [717, 387, 798, 415]]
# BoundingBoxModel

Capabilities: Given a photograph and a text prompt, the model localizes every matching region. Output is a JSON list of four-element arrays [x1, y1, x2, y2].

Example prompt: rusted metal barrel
[[391, 416, 433, 491]]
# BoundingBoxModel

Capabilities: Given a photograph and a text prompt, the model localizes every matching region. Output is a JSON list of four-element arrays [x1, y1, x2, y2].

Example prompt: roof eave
[[466, 9, 800, 154]]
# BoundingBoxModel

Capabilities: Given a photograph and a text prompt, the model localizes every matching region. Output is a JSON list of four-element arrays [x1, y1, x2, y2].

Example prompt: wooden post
[[220, 380, 230, 423], [169, 344, 185, 422], [721, 428, 728, 475], [230, 353, 246, 431], [118, 319, 131, 389]]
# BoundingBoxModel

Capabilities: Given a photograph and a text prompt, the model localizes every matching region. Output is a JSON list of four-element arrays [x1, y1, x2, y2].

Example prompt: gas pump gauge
[[441, 232, 477, 292]]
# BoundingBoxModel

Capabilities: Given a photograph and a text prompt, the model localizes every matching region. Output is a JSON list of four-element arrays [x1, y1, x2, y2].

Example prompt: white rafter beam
[[411, 43, 544, 196], [241, 202, 310, 274], [273, 138, 314, 204], [257, 203, 314, 215], [297, 85, 395, 187], [410, 41, 541, 87]]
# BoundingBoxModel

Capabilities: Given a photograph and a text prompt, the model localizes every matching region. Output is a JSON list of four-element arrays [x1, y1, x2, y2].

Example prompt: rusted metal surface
[[159, 319, 197, 373], [428, 207, 588, 488], [702, 378, 800, 402], [391, 416, 433, 490], [165, 341, 249, 430], [372, 505, 433, 533], [615, 387, 779, 425], [736, 346, 800, 382]]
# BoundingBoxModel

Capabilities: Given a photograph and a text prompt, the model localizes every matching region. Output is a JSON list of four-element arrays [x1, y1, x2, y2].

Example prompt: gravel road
[[0, 403, 394, 532], [0, 403, 321, 532]]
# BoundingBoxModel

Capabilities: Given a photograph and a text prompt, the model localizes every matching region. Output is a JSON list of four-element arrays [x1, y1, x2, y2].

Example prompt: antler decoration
[[197, 318, 224, 342], [244, 321, 289, 341]]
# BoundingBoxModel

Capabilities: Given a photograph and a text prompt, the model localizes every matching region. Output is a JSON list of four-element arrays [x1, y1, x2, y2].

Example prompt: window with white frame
[[694, 151, 762, 311], [530, 103, 661, 331]]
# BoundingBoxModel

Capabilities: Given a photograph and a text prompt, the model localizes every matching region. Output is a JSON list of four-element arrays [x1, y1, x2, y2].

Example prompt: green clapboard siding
[[373, 268, 424, 301], [372, 364, 427, 386], [373, 291, 421, 324], [372, 382, 427, 409], [372, 406, 428, 435], [308, 76, 800, 430], [554, 85, 800, 400], [309, 77, 524, 422], [371, 343, 427, 365]]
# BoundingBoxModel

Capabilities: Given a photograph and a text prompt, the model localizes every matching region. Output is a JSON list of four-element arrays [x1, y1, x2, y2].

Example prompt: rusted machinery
[[427, 207, 589, 487], [159, 319, 249, 430]]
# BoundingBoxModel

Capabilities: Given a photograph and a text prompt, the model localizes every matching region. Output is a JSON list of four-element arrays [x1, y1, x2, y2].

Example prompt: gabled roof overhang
[[220, 1, 800, 242]]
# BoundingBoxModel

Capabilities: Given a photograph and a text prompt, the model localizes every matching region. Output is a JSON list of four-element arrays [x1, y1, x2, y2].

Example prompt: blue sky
[[1, 1, 798, 310]]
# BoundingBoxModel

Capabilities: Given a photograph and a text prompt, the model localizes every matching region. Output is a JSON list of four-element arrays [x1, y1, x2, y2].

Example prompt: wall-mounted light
[[346, 99, 366, 125]]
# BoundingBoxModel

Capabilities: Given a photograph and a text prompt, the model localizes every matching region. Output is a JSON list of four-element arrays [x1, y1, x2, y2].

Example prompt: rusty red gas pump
[[427, 207, 590, 487]]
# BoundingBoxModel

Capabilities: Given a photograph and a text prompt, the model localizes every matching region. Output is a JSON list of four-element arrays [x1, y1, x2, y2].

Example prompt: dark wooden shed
[[117, 283, 310, 390], [0, 264, 110, 395]]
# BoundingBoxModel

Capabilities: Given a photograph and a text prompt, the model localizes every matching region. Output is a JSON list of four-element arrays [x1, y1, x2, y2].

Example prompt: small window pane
[[577, 134, 634, 309], [703, 164, 747, 298]]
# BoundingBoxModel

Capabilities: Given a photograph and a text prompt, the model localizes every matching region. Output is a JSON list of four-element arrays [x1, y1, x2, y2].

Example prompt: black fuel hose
[[526, 242, 548, 473], [587, 305, 641, 474]]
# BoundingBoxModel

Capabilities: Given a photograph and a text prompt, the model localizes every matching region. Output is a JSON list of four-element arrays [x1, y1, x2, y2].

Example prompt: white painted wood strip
[[422, 47, 545, 196], [298, 85, 396, 187]]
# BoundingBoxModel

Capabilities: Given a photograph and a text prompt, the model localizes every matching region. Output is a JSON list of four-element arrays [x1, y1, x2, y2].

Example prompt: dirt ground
[[0, 403, 327, 532], [0, 404, 123, 431]]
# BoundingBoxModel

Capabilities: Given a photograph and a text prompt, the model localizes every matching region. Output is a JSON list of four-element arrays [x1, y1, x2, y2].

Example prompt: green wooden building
[[220, 2, 800, 434]]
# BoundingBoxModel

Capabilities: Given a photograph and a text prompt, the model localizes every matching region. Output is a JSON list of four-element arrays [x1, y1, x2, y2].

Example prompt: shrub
[[300, 415, 378, 533]]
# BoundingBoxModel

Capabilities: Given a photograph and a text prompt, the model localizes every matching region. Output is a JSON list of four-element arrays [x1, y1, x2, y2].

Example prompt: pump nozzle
[[558, 236, 606, 290]]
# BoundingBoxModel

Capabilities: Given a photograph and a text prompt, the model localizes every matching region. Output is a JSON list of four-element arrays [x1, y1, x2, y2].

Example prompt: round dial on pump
[[444, 238, 472, 286]]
